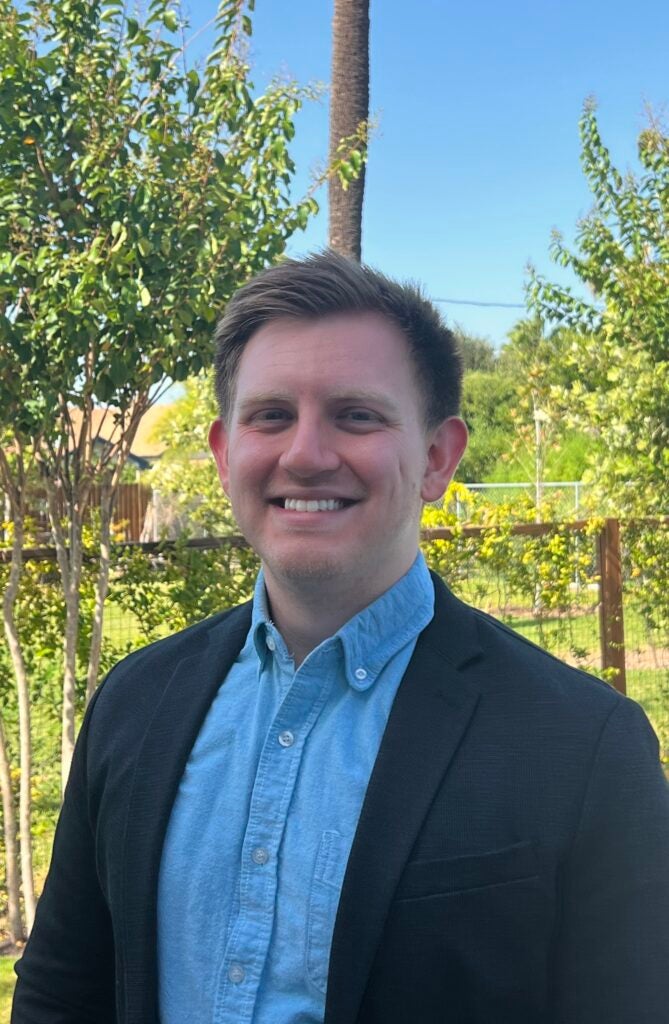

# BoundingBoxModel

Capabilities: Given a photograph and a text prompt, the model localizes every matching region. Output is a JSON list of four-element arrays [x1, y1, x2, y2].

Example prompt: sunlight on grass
[[0, 957, 16, 1022]]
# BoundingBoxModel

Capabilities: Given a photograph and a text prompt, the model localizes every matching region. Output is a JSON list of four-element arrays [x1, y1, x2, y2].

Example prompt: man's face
[[209, 312, 466, 601]]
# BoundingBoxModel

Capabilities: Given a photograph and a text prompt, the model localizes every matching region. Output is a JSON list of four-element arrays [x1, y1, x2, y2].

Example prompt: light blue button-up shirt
[[158, 553, 434, 1023]]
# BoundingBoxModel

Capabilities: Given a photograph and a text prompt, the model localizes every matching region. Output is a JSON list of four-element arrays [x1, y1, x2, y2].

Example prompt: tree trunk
[[61, 514, 84, 795], [86, 484, 114, 705], [328, 0, 369, 261], [61, 585, 79, 793], [42, 473, 83, 795], [2, 513, 36, 931], [0, 715, 24, 942]]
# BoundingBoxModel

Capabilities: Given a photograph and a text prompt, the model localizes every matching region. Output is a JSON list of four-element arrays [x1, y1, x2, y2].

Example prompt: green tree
[[491, 318, 591, 509], [147, 373, 235, 538], [454, 327, 498, 373], [456, 369, 516, 482], [0, 0, 323, 932], [455, 319, 591, 491], [528, 102, 669, 516]]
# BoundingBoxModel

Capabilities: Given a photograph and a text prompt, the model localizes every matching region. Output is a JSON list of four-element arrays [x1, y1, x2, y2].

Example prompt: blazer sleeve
[[12, 687, 116, 1024], [552, 697, 669, 1024]]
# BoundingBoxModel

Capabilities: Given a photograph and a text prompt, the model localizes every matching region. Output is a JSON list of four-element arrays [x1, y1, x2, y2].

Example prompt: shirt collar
[[250, 553, 434, 691]]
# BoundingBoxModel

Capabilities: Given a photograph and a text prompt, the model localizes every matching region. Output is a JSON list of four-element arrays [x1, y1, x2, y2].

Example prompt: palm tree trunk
[[328, 0, 369, 260]]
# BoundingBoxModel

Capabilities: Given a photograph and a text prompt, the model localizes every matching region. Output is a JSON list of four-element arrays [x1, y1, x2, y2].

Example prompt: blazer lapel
[[325, 578, 483, 1024], [121, 602, 252, 1023]]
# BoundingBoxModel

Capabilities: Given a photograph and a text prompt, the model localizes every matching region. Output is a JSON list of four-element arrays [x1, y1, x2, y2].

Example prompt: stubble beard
[[265, 550, 348, 591]]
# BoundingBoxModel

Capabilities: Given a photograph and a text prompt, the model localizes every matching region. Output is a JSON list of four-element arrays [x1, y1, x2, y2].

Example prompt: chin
[[267, 552, 348, 587]]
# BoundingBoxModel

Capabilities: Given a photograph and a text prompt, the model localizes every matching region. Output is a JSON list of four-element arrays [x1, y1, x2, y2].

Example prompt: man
[[13, 252, 669, 1023]]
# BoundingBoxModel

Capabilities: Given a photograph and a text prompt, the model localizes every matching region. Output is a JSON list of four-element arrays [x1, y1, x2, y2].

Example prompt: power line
[[433, 296, 526, 309]]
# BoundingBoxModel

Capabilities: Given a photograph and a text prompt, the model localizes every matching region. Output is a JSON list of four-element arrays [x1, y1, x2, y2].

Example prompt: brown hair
[[214, 250, 463, 428]]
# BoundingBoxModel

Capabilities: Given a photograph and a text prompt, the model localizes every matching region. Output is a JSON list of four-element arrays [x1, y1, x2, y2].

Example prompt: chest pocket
[[393, 840, 540, 901], [305, 830, 350, 994]]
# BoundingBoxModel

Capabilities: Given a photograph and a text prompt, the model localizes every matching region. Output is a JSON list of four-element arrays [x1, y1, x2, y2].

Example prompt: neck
[[262, 556, 417, 667]]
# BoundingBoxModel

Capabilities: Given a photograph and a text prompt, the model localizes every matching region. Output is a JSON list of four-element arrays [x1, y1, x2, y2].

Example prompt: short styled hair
[[213, 250, 463, 428]]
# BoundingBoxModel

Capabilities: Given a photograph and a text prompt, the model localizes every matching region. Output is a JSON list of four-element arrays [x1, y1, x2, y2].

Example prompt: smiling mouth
[[270, 498, 356, 512]]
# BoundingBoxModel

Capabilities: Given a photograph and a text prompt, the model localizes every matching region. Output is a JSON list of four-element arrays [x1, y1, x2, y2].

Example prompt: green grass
[[103, 599, 144, 649], [0, 957, 16, 1023]]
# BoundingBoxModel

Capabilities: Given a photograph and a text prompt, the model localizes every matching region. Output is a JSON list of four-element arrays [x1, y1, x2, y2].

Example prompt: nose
[[278, 413, 341, 477]]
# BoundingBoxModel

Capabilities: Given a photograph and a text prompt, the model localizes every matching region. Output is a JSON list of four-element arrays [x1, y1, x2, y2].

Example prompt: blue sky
[[185, 0, 668, 348]]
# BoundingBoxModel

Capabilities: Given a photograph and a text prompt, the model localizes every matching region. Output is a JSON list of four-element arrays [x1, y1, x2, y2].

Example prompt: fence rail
[[456, 481, 588, 518]]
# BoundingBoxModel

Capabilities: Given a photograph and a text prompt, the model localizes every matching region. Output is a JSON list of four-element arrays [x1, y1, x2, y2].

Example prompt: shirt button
[[251, 846, 269, 865], [228, 963, 245, 984], [278, 730, 294, 748], [266, 635, 276, 651], [354, 667, 368, 681]]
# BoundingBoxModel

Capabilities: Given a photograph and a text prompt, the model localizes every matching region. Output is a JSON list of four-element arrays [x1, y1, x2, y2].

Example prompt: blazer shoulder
[[429, 573, 627, 716], [478, 604, 638, 723], [93, 600, 252, 711]]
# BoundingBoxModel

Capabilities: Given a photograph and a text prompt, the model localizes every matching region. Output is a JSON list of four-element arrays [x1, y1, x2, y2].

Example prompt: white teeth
[[283, 498, 345, 511]]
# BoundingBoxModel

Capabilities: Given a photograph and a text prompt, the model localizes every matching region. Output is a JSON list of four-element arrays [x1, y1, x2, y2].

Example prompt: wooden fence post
[[597, 518, 626, 694]]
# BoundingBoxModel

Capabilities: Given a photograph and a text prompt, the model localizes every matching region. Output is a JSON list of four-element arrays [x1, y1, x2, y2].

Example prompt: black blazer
[[13, 574, 669, 1023]]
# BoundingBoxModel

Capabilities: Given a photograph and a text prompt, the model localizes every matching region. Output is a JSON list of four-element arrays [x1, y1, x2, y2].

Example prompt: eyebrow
[[236, 389, 403, 416]]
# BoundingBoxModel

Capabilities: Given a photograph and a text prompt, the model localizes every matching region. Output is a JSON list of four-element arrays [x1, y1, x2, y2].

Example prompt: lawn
[[0, 957, 16, 1022]]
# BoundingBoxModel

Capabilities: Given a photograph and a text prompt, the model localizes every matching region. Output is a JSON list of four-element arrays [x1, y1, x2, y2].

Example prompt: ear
[[421, 417, 468, 503], [208, 418, 231, 495]]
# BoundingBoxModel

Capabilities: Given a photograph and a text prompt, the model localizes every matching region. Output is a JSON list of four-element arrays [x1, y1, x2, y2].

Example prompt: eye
[[338, 408, 383, 426], [251, 408, 292, 424]]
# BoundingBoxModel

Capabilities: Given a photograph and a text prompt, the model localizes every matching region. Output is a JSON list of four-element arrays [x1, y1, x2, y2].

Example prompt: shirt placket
[[214, 645, 335, 1023]]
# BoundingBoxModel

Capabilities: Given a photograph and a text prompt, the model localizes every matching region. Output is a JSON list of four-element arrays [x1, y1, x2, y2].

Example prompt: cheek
[[228, 436, 276, 482]]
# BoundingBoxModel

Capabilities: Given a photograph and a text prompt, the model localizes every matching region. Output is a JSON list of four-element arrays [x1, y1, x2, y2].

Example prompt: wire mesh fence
[[450, 481, 589, 520]]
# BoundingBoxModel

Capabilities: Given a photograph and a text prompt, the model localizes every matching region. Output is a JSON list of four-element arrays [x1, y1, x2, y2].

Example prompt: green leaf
[[162, 9, 178, 31], [186, 69, 200, 104], [108, 354, 126, 386], [349, 150, 362, 173], [139, 286, 152, 307], [126, 17, 139, 39], [110, 225, 128, 251], [95, 373, 114, 402]]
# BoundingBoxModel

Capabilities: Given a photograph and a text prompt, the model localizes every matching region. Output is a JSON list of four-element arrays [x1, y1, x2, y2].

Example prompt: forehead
[[234, 311, 418, 397]]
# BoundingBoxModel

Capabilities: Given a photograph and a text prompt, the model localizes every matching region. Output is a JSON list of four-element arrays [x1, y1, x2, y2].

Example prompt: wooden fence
[[21, 482, 152, 543]]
